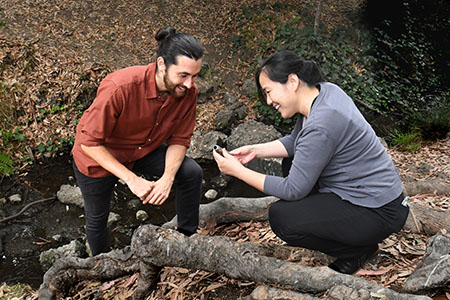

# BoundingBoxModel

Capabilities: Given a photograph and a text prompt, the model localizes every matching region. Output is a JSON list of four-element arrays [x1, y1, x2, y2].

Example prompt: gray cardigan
[[264, 82, 403, 208]]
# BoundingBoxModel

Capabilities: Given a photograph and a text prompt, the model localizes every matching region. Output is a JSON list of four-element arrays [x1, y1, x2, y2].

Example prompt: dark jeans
[[73, 144, 202, 256], [269, 158, 409, 259]]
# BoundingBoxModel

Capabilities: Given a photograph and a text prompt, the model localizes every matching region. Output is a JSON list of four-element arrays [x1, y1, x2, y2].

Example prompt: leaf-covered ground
[[0, 0, 449, 299]]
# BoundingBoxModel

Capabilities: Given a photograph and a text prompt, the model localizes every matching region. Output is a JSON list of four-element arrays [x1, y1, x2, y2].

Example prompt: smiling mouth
[[275, 104, 280, 110]]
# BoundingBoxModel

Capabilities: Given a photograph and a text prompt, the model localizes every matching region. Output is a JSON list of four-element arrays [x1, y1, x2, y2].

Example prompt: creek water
[[0, 153, 264, 289]]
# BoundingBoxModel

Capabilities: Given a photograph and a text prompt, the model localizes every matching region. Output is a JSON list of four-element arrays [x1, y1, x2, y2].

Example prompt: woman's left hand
[[213, 148, 244, 177]]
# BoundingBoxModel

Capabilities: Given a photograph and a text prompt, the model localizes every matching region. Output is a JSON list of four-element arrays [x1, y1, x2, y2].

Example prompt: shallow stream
[[0, 153, 263, 289]]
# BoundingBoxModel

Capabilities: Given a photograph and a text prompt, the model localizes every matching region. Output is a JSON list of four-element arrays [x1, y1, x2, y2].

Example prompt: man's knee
[[178, 158, 203, 182]]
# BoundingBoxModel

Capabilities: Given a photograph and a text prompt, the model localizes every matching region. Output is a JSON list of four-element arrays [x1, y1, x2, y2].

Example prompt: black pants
[[269, 158, 409, 259], [73, 144, 202, 256]]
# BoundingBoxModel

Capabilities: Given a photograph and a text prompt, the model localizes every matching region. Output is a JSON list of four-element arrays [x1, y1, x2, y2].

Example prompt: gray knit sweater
[[264, 82, 403, 208]]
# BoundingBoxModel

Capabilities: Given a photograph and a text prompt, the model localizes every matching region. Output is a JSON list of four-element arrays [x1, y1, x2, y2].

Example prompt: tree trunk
[[314, 0, 323, 35], [132, 225, 431, 300], [164, 196, 450, 235]]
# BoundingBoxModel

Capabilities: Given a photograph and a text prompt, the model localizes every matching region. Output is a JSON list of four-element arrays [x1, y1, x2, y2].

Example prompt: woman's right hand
[[230, 145, 257, 165]]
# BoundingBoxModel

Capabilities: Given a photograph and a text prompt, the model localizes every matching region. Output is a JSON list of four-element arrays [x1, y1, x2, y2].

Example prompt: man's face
[[163, 55, 202, 98]]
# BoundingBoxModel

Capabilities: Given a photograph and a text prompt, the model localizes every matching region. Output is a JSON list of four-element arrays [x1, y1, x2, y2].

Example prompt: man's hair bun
[[155, 26, 176, 42]]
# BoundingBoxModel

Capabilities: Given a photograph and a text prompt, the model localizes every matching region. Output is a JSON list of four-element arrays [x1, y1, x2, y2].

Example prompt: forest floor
[[0, 0, 449, 299]]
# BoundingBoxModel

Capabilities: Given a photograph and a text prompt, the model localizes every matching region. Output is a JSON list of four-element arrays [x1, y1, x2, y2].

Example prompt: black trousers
[[73, 144, 202, 256], [268, 158, 409, 259]]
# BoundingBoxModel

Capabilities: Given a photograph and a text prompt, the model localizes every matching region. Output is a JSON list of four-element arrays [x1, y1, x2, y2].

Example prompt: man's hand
[[125, 175, 155, 200], [143, 176, 174, 205]]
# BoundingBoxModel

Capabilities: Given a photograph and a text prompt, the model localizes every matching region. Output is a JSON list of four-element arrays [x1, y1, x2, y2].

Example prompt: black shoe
[[328, 245, 379, 274]]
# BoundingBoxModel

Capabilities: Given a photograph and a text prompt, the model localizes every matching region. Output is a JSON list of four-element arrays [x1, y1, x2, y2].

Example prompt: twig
[[0, 196, 56, 223], [409, 207, 422, 233]]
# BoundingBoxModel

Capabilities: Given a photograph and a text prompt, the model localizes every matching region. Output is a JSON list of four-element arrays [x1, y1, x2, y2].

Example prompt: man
[[72, 27, 203, 256]]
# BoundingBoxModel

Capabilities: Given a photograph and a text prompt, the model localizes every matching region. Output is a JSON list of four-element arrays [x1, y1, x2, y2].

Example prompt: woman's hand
[[229, 145, 257, 164], [213, 148, 245, 177]]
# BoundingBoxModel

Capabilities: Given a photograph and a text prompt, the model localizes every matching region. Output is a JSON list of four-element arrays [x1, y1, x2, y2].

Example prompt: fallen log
[[164, 196, 449, 235], [405, 202, 450, 235], [39, 247, 141, 300], [132, 225, 432, 300], [403, 179, 450, 196]]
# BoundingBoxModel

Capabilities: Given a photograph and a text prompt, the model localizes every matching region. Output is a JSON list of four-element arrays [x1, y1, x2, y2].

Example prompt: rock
[[187, 130, 228, 160], [227, 120, 283, 176], [136, 210, 149, 222], [378, 137, 388, 148], [196, 77, 216, 104], [204, 189, 218, 200], [403, 233, 450, 293], [57, 184, 84, 208], [214, 101, 248, 132], [222, 92, 238, 105], [108, 212, 121, 226], [9, 194, 22, 203], [52, 235, 63, 242], [127, 198, 142, 210], [39, 240, 86, 271], [215, 109, 235, 131], [242, 79, 257, 97], [211, 174, 232, 189], [227, 120, 282, 149]]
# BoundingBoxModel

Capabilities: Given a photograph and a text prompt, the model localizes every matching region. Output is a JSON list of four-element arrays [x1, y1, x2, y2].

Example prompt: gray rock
[[215, 108, 235, 131], [196, 77, 216, 104], [136, 210, 149, 222], [214, 101, 248, 132], [242, 79, 257, 97], [108, 212, 121, 226], [227, 120, 283, 176], [211, 174, 232, 189], [57, 184, 84, 208], [9, 194, 22, 203], [404, 233, 450, 292], [127, 198, 142, 210], [187, 130, 228, 160], [52, 234, 63, 242], [227, 120, 282, 149], [223, 92, 238, 105], [39, 240, 86, 271], [204, 189, 218, 200]]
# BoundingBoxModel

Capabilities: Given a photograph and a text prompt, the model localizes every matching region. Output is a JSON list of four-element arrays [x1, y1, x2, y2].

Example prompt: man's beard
[[163, 74, 187, 99]]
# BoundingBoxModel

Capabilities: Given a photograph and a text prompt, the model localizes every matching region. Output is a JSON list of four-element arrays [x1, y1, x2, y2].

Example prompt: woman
[[213, 50, 409, 274]]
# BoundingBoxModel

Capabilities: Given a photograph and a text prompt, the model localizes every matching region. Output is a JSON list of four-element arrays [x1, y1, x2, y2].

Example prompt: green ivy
[[0, 152, 14, 175]]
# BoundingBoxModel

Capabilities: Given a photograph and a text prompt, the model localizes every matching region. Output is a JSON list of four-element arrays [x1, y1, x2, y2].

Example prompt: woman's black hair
[[255, 50, 323, 101], [155, 26, 203, 68]]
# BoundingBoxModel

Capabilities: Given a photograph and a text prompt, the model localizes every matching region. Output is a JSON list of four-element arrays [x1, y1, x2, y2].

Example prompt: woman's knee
[[268, 201, 291, 238]]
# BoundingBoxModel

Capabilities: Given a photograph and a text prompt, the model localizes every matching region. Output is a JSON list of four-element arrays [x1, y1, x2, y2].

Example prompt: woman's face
[[259, 71, 298, 119]]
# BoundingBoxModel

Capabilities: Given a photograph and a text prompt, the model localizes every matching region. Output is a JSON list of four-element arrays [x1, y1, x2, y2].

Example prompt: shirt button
[[148, 139, 151, 142], [138, 147, 142, 150], [156, 122, 159, 126]]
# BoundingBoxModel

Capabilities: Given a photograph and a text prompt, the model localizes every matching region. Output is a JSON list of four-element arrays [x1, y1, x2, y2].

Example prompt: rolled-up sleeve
[[77, 80, 123, 147]]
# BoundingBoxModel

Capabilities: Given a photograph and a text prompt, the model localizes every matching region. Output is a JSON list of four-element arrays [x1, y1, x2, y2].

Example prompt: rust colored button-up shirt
[[72, 63, 197, 178]]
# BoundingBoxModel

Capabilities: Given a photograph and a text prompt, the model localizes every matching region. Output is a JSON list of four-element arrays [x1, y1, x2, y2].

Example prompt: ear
[[287, 73, 300, 91], [157, 57, 166, 73]]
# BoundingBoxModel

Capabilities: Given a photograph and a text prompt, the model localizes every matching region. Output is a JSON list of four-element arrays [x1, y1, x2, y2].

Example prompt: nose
[[266, 95, 272, 106], [184, 76, 194, 89]]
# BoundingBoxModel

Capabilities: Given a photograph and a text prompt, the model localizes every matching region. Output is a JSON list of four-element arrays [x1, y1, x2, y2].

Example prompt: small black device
[[213, 145, 223, 155]]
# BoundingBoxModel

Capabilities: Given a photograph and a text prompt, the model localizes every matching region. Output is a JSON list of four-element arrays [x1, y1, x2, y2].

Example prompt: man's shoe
[[328, 245, 379, 274]]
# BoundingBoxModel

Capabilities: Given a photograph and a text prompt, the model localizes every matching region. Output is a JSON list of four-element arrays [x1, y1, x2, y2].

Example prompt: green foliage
[[0, 7, 5, 27], [233, 1, 449, 137], [0, 152, 14, 175], [388, 130, 422, 152], [408, 92, 450, 140], [37, 137, 74, 154]]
